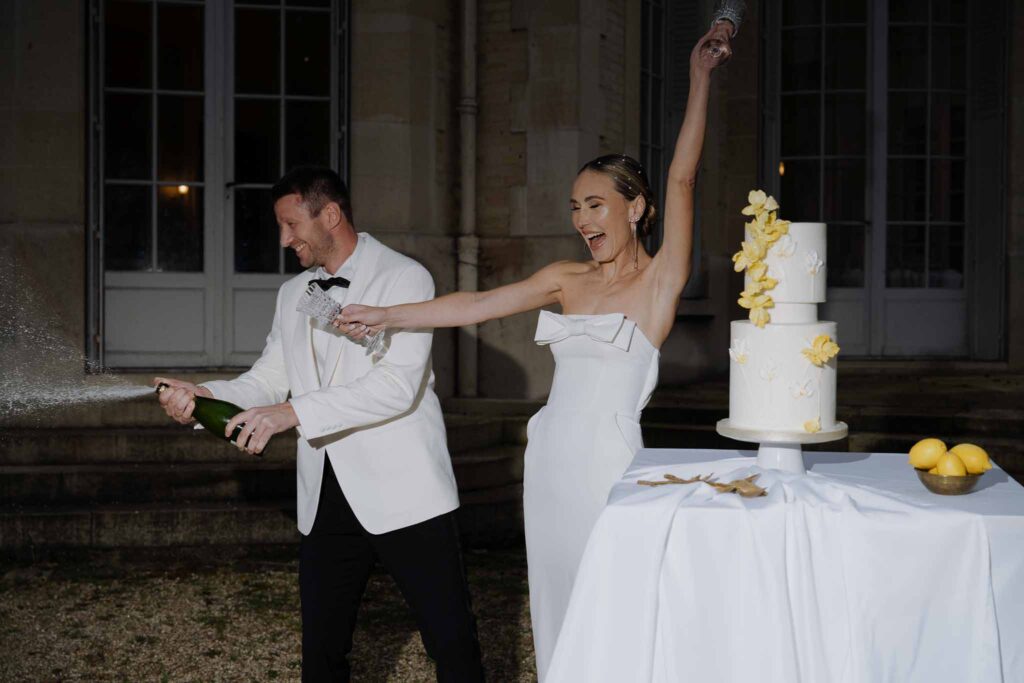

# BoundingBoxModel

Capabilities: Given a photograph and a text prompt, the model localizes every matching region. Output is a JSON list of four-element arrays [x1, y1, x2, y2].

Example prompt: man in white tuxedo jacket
[[156, 167, 484, 682]]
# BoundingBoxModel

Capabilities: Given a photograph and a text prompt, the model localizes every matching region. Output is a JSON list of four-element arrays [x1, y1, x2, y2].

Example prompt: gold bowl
[[916, 469, 983, 495]]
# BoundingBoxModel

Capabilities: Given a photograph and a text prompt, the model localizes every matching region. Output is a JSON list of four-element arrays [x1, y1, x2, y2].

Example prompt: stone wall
[[0, 1, 87, 364]]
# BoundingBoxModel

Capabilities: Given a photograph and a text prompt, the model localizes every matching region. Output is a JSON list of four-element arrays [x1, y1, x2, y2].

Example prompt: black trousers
[[299, 457, 485, 682]]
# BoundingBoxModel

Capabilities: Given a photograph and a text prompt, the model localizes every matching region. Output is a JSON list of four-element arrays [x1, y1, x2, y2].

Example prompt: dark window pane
[[825, 93, 865, 155], [235, 99, 281, 183], [286, 100, 330, 169], [890, 2, 927, 22], [930, 159, 965, 222], [158, 4, 203, 91], [651, 4, 663, 77], [826, 0, 866, 24], [780, 159, 820, 220], [651, 76, 662, 145], [825, 27, 865, 89], [236, 9, 280, 95], [932, 0, 966, 24], [887, 159, 927, 221], [928, 224, 964, 288], [888, 92, 927, 154], [783, 0, 820, 25], [235, 188, 279, 273], [781, 94, 820, 156], [286, 10, 330, 96], [888, 27, 928, 89], [104, 184, 151, 270], [157, 185, 203, 271], [105, 93, 151, 180], [781, 28, 821, 91], [931, 92, 966, 156], [287, 0, 331, 6], [824, 159, 865, 222], [931, 28, 966, 90], [886, 224, 926, 287], [105, 1, 151, 88], [639, 76, 650, 144], [826, 224, 865, 287], [158, 95, 204, 181]]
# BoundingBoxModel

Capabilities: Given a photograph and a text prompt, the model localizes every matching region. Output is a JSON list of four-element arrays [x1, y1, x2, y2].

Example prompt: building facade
[[2, 0, 1021, 401]]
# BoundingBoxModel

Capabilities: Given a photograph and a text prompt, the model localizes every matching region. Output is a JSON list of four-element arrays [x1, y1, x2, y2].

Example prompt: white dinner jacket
[[202, 233, 459, 535]]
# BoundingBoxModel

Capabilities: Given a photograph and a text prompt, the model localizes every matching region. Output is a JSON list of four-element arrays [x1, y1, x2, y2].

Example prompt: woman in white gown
[[335, 26, 728, 680]]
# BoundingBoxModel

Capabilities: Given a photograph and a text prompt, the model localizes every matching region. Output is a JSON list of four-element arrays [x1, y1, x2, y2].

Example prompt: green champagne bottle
[[155, 383, 247, 447]]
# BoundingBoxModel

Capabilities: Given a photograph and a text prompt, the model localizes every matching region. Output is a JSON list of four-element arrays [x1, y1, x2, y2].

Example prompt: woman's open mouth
[[585, 232, 606, 251]]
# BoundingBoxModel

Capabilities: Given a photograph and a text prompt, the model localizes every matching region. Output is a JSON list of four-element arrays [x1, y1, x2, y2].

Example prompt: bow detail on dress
[[534, 310, 635, 351]]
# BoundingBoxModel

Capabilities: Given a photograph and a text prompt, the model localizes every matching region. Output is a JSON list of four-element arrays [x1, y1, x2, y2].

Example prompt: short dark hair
[[271, 166, 354, 226]]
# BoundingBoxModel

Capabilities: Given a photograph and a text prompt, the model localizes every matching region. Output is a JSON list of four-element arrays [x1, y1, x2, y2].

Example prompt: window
[[89, 0, 349, 367], [103, 0, 205, 273], [778, 0, 868, 288]]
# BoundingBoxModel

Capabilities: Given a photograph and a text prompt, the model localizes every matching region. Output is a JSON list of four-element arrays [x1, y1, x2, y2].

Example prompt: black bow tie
[[309, 276, 351, 291]]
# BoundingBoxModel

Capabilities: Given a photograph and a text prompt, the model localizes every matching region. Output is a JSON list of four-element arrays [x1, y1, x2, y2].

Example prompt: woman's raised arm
[[650, 25, 729, 296]]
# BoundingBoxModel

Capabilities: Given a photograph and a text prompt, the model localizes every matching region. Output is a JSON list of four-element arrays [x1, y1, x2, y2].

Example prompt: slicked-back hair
[[271, 166, 354, 226], [577, 154, 657, 237]]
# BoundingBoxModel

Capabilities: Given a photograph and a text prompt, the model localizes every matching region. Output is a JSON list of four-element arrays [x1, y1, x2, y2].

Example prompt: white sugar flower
[[728, 338, 749, 365], [759, 357, 779, 381], [789, 379, 815, 398], [805, 250, 824, 276], [772, 234, 796, 258]]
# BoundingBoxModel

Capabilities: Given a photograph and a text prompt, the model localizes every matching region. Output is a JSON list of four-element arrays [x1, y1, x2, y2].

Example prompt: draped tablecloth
[[546, 449, 1024, 682]]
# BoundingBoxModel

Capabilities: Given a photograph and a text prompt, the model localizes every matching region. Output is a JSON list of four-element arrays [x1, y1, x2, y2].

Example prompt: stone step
[[0, 415, 509, 465], [0, 494, 524, 556], [0, 445, 524, 506]]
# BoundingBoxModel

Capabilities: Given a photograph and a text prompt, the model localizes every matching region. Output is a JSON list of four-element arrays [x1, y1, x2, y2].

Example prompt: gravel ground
[[0, 548, 536, 682]]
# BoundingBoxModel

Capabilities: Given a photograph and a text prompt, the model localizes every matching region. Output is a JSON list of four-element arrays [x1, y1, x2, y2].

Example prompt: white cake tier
[[744, 222, 826, 304], [727, 319, 838, 434]]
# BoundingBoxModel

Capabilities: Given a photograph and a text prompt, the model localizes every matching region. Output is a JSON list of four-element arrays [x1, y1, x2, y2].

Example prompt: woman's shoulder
[[539, 259, 595, 279]]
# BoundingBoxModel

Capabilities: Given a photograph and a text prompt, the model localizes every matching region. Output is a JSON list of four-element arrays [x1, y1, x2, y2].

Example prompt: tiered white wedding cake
[[717, 191, 846, 470]]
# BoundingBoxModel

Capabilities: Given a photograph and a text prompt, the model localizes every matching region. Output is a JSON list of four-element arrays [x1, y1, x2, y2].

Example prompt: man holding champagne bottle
[[154, 167, 484, 682]]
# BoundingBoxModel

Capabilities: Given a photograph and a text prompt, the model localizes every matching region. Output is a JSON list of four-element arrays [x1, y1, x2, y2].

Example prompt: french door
[[762, 0, 1006, 358], [88, 0, 348, 368]]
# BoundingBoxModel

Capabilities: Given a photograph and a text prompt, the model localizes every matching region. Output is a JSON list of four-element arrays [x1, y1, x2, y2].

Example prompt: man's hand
[[153, 377, 213, 425], [226, 401, 300, 455]]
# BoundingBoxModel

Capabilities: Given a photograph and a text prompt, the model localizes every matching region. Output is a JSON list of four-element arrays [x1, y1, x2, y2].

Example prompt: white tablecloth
[[546, 449, 1024, 682]]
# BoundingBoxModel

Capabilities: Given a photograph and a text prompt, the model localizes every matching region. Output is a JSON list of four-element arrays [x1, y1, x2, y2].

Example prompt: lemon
[[909, 438, 947, 469], [935, 452, 968, 477], [950, 443, 992, 474], [928, 466, 939, 474]]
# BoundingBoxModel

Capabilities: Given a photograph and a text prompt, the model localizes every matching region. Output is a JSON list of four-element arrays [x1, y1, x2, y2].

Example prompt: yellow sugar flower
[[741, 189, 779, 217], [743, 275, 777, 295], [801, 334, 840, 367], [746, 261, 768, 281], [749, 307, 771, 328], [737, 290, 772, 310], [732, 239, 767, 273], [803, 417, 822, 434], [760, 214, 791, 244]]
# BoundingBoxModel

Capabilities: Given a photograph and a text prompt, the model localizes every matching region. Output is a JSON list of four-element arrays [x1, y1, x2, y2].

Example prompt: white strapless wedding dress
[[524, 310, 660, 680]]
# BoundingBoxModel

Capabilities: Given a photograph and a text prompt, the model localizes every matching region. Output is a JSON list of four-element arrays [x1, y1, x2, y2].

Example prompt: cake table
[[545, 448, 1024, 682]]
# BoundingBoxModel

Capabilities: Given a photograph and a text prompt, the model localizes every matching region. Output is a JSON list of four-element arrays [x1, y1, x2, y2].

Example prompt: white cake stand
[[716, 419, 848, 474]]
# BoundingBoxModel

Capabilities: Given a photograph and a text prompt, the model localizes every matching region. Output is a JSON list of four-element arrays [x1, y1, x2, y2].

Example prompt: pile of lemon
[[909, 438, 993, 476]]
